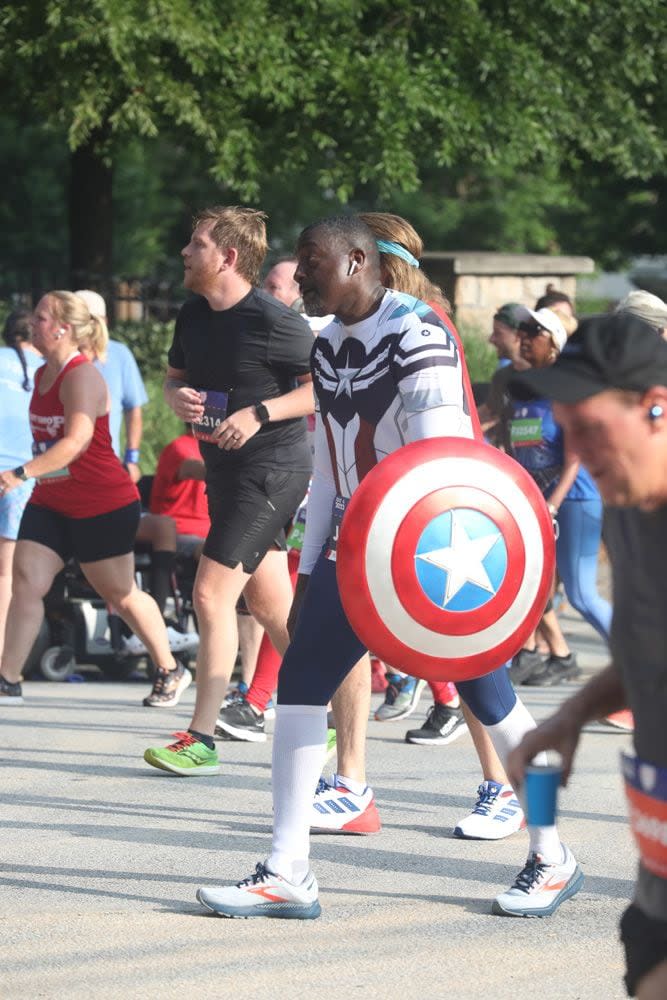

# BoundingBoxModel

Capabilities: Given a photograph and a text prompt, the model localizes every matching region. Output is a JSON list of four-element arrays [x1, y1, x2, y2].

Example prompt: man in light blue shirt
[[75, 290, 148, 481]]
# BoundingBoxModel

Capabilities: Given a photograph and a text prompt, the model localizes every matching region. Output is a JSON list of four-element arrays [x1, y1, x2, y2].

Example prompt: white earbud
[[347, 261, 359, 276]]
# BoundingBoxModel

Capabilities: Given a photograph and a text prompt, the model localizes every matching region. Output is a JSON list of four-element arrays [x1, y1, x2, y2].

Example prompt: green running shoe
[[144, 731, 220, 776]]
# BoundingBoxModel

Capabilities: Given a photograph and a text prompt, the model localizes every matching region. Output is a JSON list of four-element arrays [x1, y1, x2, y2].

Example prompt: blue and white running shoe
[[454, 780, 525, 840], [310, 776, 381, 834]]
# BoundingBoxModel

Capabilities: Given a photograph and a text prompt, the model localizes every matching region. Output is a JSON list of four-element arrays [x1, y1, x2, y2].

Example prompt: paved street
[[2, 606, 633, 1000]]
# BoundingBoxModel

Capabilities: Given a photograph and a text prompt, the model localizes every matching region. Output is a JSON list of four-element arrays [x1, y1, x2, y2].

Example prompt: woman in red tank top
[[0, 291, 184, 706]]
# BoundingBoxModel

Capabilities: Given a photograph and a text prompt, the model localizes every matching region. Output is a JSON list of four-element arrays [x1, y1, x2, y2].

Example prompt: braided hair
[[2, 310, 33, 391]]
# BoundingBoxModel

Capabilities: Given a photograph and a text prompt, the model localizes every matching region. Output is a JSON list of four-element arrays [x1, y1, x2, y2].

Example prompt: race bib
[[622, 751, 667, 879], [326, 495, 349, 561], [32, 439, 70, 482], [510, 417, 543, 447], [191, 389, 229, 442]]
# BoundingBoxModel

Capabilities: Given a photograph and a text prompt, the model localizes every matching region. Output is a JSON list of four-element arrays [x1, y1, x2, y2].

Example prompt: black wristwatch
[[13, 466, 28, 481], [254, 402, 271, 426]]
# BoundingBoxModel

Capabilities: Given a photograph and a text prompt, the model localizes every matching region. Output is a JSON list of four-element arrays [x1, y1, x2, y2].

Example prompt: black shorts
[[620, 903, 667, 996], [19, 501, 141, 564], [204, 464, 310, 574]]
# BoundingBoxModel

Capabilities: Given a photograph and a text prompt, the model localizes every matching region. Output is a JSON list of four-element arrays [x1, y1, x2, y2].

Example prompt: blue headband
[[376, 239, 420, 268]]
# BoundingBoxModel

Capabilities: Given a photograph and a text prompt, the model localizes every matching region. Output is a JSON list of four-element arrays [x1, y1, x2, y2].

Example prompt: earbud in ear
[[347, 261, 359, 276], [648, 405, 664, 421]]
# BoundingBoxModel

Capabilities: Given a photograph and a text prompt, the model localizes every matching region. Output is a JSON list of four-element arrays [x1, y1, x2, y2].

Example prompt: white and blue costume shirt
[[299, 290, 474, 574]]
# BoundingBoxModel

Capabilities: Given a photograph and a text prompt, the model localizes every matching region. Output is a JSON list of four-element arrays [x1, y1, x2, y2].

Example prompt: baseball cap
[[615, 290, 667, 331], [509, 312, 667, 403], [493, 303, 531, 330], [75, 289, 107, 319], [519, 308, 568, 352]]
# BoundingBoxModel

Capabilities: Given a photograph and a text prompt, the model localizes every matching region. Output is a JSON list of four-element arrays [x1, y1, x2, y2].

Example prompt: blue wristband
[[124, 448, 140, 465]]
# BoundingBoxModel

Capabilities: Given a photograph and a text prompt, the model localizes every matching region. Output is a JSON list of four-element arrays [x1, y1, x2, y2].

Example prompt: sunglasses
[[519, 323, 548, 339]]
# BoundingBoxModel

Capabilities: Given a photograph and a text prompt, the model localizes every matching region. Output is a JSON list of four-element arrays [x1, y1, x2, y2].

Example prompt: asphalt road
[[1, 605, 634, 1000]]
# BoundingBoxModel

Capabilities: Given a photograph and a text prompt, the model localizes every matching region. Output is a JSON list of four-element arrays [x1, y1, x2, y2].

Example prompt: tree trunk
[[68, 130, 113, 298]]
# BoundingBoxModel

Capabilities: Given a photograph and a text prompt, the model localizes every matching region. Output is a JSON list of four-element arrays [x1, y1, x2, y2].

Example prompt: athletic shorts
[[0, 480, 34, 541], [176, 533, 205, 558], [18, 500, 141, 564], [204, 464, 310, 574], [621, 903, 667, 996]]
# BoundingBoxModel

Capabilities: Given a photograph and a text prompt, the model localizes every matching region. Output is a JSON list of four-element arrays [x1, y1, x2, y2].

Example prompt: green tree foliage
[[1, 1, 666, 289], [2, 0, 665, 197]]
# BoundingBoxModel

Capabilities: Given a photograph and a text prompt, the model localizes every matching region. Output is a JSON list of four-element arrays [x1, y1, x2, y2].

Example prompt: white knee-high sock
[[267, 703, 328, 884], [485, 698, 562, 863]]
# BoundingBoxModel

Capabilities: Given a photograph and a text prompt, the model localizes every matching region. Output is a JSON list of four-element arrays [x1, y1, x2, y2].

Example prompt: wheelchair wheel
[[23, 618, 51, 678], [40, 645, 76, 682]]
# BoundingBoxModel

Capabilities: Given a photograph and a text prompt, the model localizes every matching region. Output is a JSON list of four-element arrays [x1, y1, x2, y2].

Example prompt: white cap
[[524, 307, 567, 352], [615, 290, 667, 331], [75, 289, 107, 319]]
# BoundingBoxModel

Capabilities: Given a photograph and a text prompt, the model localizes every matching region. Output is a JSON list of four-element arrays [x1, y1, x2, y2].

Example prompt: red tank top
[[30, 353, 139, 518], [429, 301, 483, 441]]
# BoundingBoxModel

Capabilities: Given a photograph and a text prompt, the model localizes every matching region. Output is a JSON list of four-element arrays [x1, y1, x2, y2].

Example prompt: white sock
[[527, 826, 564, 865], [266, 704, 327, 885], [485, 699, 562, 862], [334, 773, 366, 796]]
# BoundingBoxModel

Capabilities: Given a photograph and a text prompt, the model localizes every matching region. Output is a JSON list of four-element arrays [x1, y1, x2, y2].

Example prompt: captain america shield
[[336, 437, 555, 682]]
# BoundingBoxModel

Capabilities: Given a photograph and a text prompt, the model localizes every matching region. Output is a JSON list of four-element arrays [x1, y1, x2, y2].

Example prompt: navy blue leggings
[[278, 552, 517, 726], [556, 498, 611, 641]]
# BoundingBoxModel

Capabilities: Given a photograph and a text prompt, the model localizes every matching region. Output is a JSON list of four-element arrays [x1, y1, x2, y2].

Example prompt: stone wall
[[421, 252, 595, 335]]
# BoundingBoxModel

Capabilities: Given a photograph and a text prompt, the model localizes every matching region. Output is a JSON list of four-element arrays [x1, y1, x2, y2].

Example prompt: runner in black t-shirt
[[144, 206, 314, 774]]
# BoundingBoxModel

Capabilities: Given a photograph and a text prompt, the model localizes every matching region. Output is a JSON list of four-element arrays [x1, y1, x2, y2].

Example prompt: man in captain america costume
[[195, 215, 582, 920]]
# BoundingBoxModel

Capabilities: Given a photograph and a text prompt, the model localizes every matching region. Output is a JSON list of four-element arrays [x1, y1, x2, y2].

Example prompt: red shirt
[[30, 354, 139, 518], [429, 301, 483, 441], [150, 433, 209, 537]]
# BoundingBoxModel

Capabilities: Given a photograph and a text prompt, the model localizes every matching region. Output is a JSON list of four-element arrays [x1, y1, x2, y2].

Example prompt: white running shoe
[[197, 862, 321, 919], [492, 845, 584, 917], [454, 780, 525, 840], [310, 776, 381, 834], [124, 626, 199, 657]]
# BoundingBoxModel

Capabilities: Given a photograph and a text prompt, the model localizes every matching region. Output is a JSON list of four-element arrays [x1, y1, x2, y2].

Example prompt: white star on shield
[[416, 510, 501, 607]]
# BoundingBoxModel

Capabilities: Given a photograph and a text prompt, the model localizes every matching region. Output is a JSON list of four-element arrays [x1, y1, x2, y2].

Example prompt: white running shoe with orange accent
[[197, 863, 320, 919], [310, 777, 381, 834], [492, 845, 584, 917], [602, 709, 634, 731]]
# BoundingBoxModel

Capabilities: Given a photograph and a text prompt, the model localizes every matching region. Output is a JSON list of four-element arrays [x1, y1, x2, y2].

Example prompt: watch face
[[256, 404, 270, 424]]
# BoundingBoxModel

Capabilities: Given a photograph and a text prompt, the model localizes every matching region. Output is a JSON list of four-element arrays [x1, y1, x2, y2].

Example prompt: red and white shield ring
[[336, 437, 555, 682]]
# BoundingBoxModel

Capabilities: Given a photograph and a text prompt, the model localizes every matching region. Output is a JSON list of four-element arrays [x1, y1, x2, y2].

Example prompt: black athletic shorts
[[620, 902, 667, 995], [19, 501, 141, 564], [204, 463, 310, 574]]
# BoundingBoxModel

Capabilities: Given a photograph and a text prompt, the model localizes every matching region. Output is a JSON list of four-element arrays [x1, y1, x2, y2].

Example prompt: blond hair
[[193, 206, 268, 285], [47, 290, 109, 361], [358, 212, 452, 315]]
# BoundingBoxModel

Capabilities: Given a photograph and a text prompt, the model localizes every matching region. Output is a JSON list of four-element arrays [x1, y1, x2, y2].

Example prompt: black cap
[[509, 312, 667, 403]]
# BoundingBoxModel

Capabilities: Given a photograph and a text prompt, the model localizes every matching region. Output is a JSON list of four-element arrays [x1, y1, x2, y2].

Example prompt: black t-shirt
[[168, 289, 314, 472]]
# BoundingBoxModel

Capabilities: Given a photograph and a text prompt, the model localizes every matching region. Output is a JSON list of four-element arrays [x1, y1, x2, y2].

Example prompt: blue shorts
[[278, 551, 517, 725], [0, 480, 34, 541]]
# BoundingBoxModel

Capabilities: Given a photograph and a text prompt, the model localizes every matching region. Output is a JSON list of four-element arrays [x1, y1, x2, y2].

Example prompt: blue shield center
[[414, 508, 507, 612]]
